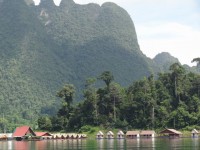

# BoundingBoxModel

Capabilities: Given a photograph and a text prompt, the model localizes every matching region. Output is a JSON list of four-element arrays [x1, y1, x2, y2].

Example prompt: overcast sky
[[34, 0, 200, 66]]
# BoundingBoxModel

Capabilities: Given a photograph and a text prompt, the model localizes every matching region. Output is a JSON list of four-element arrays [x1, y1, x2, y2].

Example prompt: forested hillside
[[35, 0, 157, 86], [39, 64, 200, 132], [0, 0, 62, 129], [0, 0, 199, 131]]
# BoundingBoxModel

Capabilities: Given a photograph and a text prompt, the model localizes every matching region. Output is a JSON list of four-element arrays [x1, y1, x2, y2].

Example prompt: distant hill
[[0, 0, 197, 127], [153, 52, 179, 72]]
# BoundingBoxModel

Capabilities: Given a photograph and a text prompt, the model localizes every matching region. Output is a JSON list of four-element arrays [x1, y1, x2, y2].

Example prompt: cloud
[[34, 0, 61, 5], [137, 22, 200, 66]]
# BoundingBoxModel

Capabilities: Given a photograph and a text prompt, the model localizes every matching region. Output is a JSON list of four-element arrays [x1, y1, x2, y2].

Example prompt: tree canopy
[[38, 64, 200, 132]]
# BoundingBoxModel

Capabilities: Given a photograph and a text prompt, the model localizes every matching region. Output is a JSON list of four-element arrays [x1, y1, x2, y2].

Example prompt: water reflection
[[8, 140, 13, 150], [0, 138, 200, 149], [35, 140, 48, 150], [0, 141, 10, 150], [192, 138, 199, 148], [140, 138, 155, 149], [14, 141, 29, 150], [168, 138, 182, 149], [126, 138, 140, 149], [116, 139, 125, 149], [106, 139, 114, 149], [126, 138, 156, 150], [97, 139, 104, 149], [50, 139, 85, 149]]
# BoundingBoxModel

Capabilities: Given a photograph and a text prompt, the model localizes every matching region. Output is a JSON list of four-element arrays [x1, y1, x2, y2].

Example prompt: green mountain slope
[[0, 0, 160, 128], [0, 0, 62, 125], [36, 0, 155, 85]]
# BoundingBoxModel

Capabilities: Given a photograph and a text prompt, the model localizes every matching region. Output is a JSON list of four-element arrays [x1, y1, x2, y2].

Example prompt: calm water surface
[[0, 138, 200, 150]]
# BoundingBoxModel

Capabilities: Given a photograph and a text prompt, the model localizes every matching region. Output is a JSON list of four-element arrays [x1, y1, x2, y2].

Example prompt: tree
[[109, 82, 124, 123], [169, 103, 193, 129], [148, 74, 157, 129], [0, 117, 8, 133], [126, 77, 154, 129], [56, 84, 76, 131], [98, 71, 114, 89], [192, 57, 200, 72], [82, 78, 99, 125], [191, 57, 200, 65], [195, 76, 200, 97], [57, 84, 75, 108], [85, 78, 96, 89], [169, 63, 185, 105], [38, 116, 52, 131], [50, 116, 65, 131]]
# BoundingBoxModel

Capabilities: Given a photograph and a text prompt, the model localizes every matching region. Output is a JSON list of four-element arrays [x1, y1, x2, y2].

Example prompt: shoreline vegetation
[[1, 63, 200, 135], [0, 0, 199, 136], [36, 64, 200, 137]]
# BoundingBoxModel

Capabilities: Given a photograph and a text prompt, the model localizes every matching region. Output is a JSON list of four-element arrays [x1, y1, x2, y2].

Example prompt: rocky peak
[[60, 0, 75, 8], [154, 52, 179, 64], [39, 0, 55, 7]]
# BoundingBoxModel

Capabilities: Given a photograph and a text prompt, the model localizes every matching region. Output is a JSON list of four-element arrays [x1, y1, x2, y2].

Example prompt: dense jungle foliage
[[0, 0, 199, 132], [0, 0, 155, 131], [38, 62, 200, 132]]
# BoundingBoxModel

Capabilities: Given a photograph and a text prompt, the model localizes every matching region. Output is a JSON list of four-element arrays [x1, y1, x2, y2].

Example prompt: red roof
[[35, 132, 52, 136], [13, 126, 35, 137]]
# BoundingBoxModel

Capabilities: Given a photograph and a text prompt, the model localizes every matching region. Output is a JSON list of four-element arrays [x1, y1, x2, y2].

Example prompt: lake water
[[0, 138, 200, 150]]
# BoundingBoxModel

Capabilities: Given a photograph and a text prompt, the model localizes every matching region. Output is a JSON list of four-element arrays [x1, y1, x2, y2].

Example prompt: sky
[[33, 0, 200, 66]]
